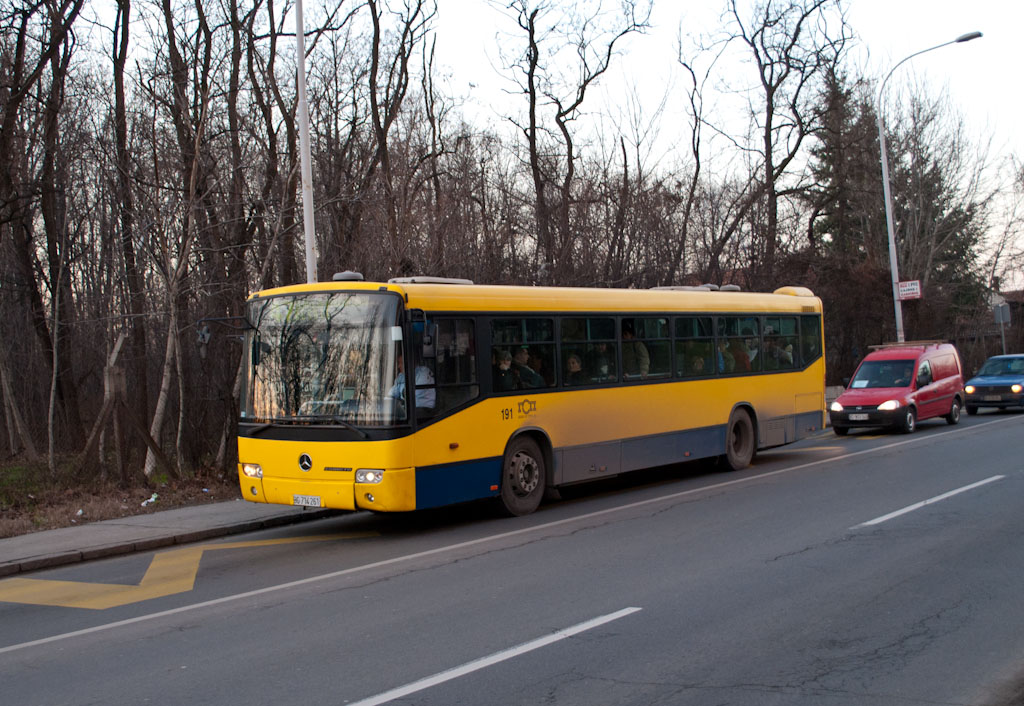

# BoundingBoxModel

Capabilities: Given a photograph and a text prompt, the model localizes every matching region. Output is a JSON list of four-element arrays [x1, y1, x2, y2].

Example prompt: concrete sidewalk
[[0, 500, 336, 577]]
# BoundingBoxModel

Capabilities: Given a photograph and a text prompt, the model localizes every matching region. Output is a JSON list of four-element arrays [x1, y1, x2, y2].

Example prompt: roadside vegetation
[[0, 460, 239, 538]]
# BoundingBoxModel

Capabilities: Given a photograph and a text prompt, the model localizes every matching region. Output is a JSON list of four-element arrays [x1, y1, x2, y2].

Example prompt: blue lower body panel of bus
[[415, 457, 502, 509]]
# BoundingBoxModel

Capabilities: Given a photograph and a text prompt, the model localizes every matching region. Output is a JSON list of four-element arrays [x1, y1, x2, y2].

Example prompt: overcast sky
[[433, 0, 1019, 164]]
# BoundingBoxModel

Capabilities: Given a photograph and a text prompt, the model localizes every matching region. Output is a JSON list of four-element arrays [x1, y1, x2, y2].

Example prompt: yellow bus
[[237, 274, 825, 516]]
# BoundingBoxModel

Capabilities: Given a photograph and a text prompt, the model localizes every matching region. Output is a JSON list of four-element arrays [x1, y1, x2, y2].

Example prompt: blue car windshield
[[976, 357, 1024, 376], [849, 360, 915, 389]]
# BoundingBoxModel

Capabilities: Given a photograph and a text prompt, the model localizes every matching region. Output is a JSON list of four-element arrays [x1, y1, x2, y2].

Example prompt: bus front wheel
[[499, 436, 546, 516], [724, 408, 755, 470]]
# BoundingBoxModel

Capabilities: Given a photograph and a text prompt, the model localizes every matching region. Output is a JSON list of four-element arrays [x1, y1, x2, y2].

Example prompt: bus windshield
[[240, 292, 406, 426]]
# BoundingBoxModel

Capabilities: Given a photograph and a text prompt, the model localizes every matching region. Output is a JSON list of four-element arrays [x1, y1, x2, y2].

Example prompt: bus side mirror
[[421, 323, 437, 359], [252, 340, 271, 366]]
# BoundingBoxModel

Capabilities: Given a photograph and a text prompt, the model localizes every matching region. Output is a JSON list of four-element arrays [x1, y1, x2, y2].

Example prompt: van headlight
[[356, 469, 384, 484], [964, 385, 976, 394], [830, 401, 843, 412], [241, 463, 263, 478], [877, 400, 900, 411]]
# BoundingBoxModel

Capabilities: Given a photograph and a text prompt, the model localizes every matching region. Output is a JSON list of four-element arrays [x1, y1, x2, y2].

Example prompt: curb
[[0, 508, 337, 578]]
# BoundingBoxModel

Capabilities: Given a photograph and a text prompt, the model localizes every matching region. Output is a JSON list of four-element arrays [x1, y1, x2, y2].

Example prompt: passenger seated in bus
[[743, 331, 760, 368], [717, 341, 735, 373], [528, 349, 553, 386], [622, 323, 650, 379], [730, 340, 750, 371], [565, 353, 587, 385], [493, 349, 518, 391], [389, 351, 436, 409], [690, 356, 706, 374], [585, 342, 612, 380], [513, 346, 545, 388], [763, 339, 783, 370]]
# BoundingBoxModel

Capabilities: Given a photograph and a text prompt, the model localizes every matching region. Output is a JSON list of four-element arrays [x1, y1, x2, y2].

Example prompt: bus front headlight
[[356, 469, 385, 484], [877, 400, 900, 411], [242, 463, 263, 478]]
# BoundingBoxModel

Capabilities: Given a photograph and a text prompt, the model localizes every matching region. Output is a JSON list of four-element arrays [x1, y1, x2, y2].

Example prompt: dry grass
[[0, 461, 240, 539]]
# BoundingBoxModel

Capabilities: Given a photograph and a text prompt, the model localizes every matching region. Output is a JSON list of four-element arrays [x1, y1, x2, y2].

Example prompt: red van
[[829, 342, 965, 435]]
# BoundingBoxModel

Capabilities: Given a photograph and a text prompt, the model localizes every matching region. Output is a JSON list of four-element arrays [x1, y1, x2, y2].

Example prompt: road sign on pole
[[898, 280, 921, 300], [995, 303, 1010, 354], [994, 302, 1011, 324]]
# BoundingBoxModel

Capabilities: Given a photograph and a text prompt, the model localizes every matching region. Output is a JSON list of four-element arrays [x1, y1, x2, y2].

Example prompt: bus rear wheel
[[499, 436, 546, 516], [724, 408, 755, 470]]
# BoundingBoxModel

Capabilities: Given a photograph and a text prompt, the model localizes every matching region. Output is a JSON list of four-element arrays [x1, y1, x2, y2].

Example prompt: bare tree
[[497, 0, 650, 284], [721, 0, 850, 281]]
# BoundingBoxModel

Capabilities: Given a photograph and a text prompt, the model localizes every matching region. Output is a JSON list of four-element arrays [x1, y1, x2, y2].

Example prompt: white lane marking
[[855, 475, 1006, 528], [2, 415, 1019, 655], [345, 607, 642, 706]]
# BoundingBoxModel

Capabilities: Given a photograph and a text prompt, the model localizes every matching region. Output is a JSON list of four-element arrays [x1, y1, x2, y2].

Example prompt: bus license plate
[[293, 494, 322, 507], [849, 413, 869, 421]]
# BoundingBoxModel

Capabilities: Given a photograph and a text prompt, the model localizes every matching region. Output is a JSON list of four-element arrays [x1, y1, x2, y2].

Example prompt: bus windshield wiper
[[295, 415, 369, 439]]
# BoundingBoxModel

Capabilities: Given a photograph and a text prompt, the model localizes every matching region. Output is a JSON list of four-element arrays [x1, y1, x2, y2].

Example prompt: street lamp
[[876, 31, 982, 343], [295, 0, 318, 283]]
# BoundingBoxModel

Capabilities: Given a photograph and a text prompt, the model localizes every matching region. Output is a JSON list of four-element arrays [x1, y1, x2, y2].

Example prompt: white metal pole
[[876, 106, 905, 343], [295, 0, 317, 283], [875, 32, 981, 343]]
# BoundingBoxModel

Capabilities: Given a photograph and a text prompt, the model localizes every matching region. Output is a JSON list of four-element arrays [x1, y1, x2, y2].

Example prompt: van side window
[[917, 360, 933, 386]]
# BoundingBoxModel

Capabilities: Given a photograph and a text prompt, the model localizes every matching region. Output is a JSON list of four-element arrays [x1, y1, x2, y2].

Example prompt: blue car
[[964, 354, 1024, 415]]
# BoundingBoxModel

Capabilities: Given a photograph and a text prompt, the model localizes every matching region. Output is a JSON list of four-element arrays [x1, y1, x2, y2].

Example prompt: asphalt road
[[3, 412, 1024, 705]]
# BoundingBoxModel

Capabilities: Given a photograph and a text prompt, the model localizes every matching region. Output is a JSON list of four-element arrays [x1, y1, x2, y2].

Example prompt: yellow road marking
[[0, 533, 375, 610]]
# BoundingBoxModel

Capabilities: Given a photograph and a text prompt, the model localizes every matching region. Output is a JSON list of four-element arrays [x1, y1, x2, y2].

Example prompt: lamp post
[[876, 31, 982, 342], [295, 0, 318, 283]]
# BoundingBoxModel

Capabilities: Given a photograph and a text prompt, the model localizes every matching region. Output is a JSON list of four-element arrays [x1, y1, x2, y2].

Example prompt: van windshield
[[849, 359, 915, 389]]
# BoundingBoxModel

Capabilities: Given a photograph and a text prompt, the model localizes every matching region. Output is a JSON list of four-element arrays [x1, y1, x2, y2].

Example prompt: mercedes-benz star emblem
[[299, 453, 313, 472]]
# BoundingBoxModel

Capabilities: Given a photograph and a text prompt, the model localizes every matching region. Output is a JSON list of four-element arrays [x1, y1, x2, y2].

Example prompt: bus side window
[[763, 316, 798, 371], [563, 317, 617, 383], [432, 318, 479, 414], [675, 316, 714, 378], [492, 318, 555, 391], [800, 315, 822, 365]]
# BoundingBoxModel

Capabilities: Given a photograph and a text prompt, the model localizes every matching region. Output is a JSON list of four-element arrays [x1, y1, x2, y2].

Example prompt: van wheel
[[724, 408, 755, 470], [945, 399, 961, 425], [498, 436, 545, 516], [899, 407, 917, 434], [966, 405, 978, 416], [833, 426, 849, 436]]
